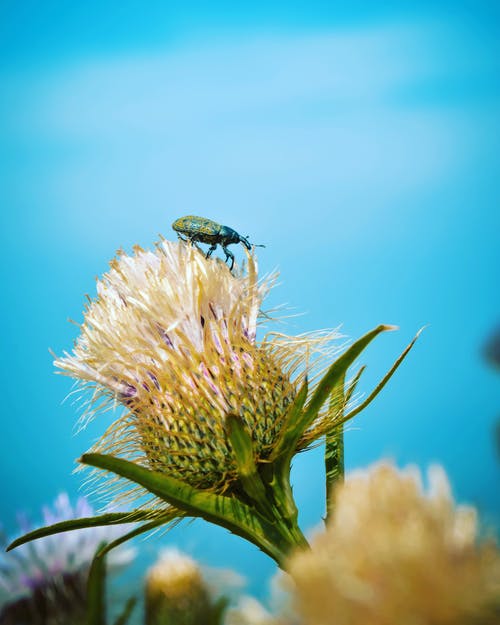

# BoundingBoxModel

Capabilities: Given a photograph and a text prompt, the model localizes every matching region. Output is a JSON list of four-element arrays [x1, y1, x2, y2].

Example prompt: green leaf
[[303, 325, 396, 435], [112, 598, 137, 625], [6, 510, 159, 552], [226, 415, 275, 519], [80, 453, 298, 565], [341, 328, 423, 425], [92, 512, 175, 562], [86, 541, 107, 625], [273, 325, 393, 461]]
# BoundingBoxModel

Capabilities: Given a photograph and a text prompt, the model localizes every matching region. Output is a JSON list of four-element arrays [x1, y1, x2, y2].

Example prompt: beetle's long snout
[[239, 236, 252, 251]]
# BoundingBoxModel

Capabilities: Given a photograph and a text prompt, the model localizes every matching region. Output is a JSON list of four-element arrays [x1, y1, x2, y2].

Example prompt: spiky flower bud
[[288, 463, 500, 625], [56, 241, 337, 502]]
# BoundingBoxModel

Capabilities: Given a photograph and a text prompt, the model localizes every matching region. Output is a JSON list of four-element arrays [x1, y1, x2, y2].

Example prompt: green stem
[[259, 462, 309, 558], [325, 426, 344, 523]]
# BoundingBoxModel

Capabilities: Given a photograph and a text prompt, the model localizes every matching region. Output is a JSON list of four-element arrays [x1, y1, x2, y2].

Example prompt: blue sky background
[[1, 0, 499, 603]]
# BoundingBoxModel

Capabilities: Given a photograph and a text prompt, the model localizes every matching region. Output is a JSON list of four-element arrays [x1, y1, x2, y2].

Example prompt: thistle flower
[[55, 240, 338, 501], [18, 237, 417, 570], [0, 493, 134, 625], [287, 463, 500, 625]]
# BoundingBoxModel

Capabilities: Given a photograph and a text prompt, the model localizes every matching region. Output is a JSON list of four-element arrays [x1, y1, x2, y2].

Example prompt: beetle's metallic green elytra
[[172, 215, 263, 270]]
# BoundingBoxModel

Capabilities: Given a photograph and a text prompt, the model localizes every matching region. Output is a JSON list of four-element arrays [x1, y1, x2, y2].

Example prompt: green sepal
[[6, 510, 159, 552], [264, 380, 308, 524], [226, 415, 275, 519], [226, 414, 258, 477], [302, 325, 396, 438], [272, 324, 394, 465], [86, 541, 107, 625], [341, 328, 423, 425], [269, 378, 309, 463], [80, 453, 299, 566]]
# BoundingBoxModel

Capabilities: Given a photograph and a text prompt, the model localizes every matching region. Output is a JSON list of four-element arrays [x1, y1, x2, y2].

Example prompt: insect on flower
[[55, 241, 308, 496], [45, 234, 420, 570], [172, 215, 264, 270]]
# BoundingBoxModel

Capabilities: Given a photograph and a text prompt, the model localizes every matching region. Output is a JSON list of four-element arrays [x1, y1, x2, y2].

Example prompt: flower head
[[56, 241, 339, 502], [288, 463, 500, 625], [0, 493, 135, 625]]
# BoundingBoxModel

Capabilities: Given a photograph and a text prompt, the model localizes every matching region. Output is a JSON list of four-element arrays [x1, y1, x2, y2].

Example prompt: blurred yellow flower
[[288, 463, 500, 625], [145, 548, 210, 625], [56, 240, 339, 502]]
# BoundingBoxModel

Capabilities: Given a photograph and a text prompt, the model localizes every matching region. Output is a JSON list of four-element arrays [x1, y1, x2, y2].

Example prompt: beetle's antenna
[[243, 235, 265, 249]]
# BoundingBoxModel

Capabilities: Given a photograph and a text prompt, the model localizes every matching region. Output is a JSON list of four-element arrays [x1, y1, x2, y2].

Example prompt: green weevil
[[172, 215, 264, 270]]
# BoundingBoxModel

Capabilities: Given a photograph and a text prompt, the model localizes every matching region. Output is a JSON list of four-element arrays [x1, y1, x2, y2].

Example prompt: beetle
[[172, 215, 263, 270]]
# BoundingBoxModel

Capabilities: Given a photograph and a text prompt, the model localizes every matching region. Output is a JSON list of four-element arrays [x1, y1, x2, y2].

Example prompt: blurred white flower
[[0, 493, 135, 625], [225, 596, 281, 625]]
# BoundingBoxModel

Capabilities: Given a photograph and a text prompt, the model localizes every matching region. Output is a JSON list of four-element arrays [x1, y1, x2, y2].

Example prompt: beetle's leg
[[186, 236, 202, 252], [206, 244, 217, 259], [222, 245, 235, 271], [177, 233, 188, 242]]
